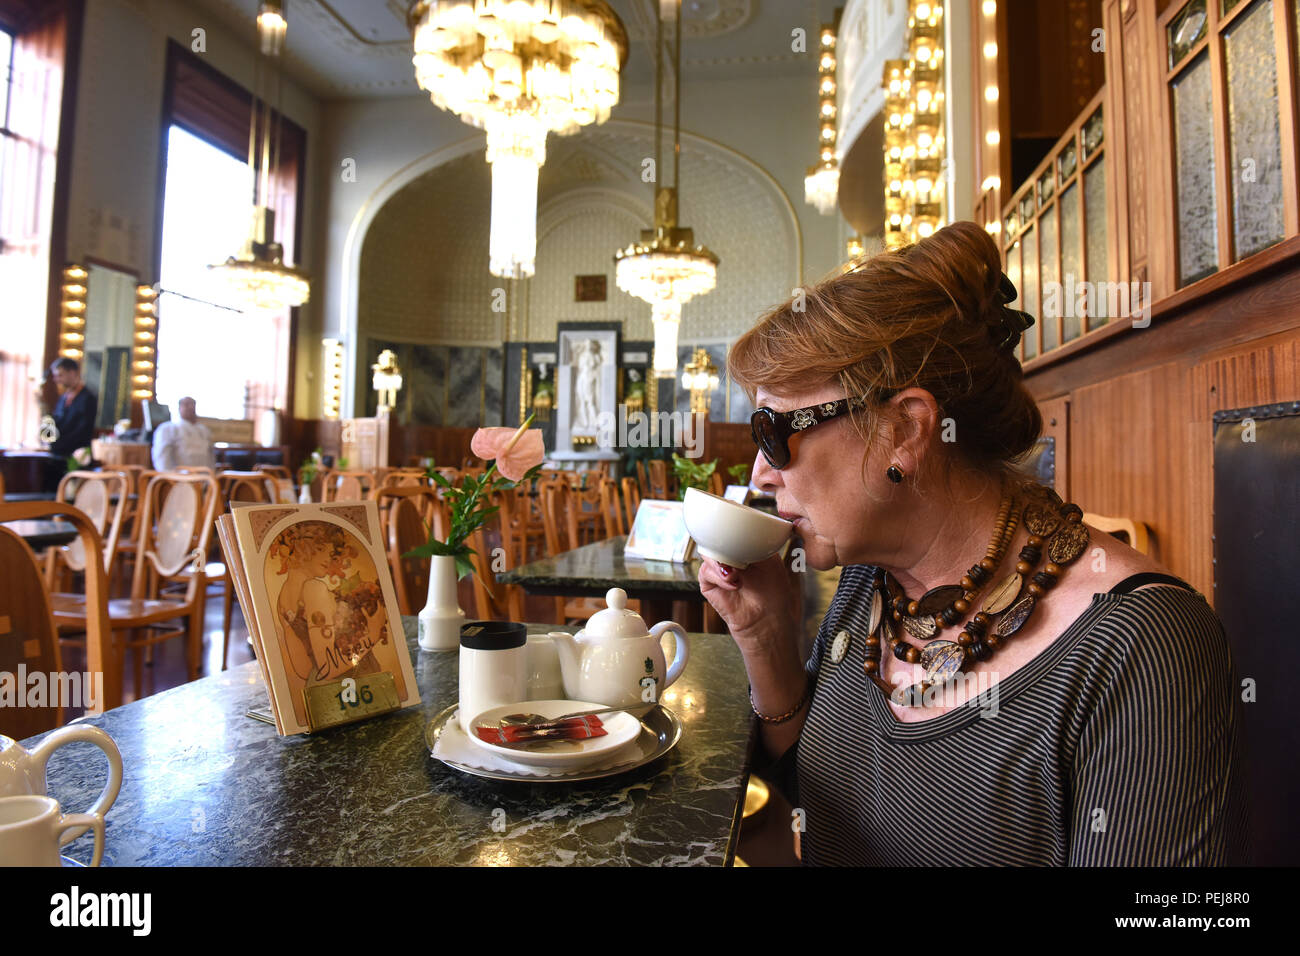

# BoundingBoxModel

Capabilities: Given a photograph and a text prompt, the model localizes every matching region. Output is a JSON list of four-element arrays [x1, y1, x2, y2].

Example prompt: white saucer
[[465, 700, 642, 771]]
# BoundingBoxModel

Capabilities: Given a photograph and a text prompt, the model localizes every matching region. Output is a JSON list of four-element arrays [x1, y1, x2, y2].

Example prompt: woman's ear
[[884, 388, 942, 477]]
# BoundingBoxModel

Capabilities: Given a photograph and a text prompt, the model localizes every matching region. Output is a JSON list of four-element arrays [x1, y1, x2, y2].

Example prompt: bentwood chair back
[[378, 468, 430, 490], [322, 469, 376, 502], [1081, 513, 1152, 555], [375, 486, 446, 615], [0, 502, 116, 734], [46, 470, 127, 585], [52, 473, 219, 698]]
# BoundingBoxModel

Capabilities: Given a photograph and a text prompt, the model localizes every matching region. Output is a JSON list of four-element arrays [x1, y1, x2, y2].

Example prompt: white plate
[[465, 700, 642, 771]]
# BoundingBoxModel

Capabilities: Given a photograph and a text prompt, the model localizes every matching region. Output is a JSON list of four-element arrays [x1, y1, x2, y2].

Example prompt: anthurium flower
[[470, 421, 545, 481]]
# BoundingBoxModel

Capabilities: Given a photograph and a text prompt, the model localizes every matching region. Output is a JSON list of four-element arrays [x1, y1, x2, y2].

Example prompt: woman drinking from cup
[[699, 221, 1247, 866]]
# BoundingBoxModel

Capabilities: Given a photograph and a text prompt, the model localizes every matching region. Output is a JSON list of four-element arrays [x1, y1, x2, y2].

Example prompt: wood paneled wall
[[1025, 236, 1300, 600]]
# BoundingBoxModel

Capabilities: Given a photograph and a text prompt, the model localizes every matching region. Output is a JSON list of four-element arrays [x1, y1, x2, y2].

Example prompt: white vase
[[297, 484, 312, 503], [418, 555, 465, 651]]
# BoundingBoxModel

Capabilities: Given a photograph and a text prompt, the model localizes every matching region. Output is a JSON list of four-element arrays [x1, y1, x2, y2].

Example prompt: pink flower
[[470, 421, 545, 481]]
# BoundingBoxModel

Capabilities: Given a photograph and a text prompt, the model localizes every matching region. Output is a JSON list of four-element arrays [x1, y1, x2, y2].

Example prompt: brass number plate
[[304, 672, 400, 732]]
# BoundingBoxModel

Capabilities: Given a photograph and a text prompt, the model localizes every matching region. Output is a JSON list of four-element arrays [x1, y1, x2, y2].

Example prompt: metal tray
[[425, 703, 683, 783]]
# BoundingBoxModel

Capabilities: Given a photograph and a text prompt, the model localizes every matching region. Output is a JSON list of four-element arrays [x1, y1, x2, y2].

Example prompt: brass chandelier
[[210, 0, 311, 312], [613, 0, 718, 379]]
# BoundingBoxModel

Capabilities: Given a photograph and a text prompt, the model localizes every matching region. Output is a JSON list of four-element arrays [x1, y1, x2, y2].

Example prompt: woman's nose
[[751, 448, 781, 494]]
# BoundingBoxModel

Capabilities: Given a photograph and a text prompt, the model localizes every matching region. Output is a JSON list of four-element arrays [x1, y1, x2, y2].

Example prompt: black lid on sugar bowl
[[459, 620, 526, 651]]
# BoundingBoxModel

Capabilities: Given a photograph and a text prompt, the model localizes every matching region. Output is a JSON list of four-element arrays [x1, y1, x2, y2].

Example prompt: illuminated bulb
[[982, 175, 1001, 191], [986, 130, 1000, 145], [917, 132, 933, 149], [917, 221, 934, 238], [982, 0, 996, 14], [987, 220, 1001, 234], [917, 2, 931, 18], [984, 41, 998, 58], [821, 54, 835, 70], [915, 46, 931, 62], [985, 85, 998, 102]]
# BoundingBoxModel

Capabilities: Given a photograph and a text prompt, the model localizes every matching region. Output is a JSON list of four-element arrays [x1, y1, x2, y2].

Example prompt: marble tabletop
[[498, 535, 703, 598], [25, 619, 755, 866], [2, 518, 77, 549]]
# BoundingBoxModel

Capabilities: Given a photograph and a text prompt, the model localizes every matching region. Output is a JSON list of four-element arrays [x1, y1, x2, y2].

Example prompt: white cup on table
[[0, 795, 105, 867]]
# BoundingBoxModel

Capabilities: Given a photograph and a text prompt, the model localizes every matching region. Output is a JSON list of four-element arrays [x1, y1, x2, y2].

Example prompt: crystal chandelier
[[410, 0, 628, 279], [210, 0, 311, 312], [614, 1, 717, 378], [804, 22, 839, 215]]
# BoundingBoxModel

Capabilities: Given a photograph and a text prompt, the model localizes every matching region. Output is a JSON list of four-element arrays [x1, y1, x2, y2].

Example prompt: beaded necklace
[[861, 483, 1090, 707]]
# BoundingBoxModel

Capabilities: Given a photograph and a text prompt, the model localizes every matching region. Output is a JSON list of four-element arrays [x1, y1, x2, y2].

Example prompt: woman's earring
[[886, 464, 904, 484]]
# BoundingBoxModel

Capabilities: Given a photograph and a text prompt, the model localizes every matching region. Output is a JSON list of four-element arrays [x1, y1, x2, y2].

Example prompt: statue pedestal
[[549, 449, 620, 477]]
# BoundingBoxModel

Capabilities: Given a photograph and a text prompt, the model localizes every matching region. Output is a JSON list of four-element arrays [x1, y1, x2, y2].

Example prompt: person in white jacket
[[151, 396, 215, 471]]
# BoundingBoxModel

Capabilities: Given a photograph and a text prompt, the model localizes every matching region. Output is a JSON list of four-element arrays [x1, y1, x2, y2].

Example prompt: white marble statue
[[572, 338, 603, 432]]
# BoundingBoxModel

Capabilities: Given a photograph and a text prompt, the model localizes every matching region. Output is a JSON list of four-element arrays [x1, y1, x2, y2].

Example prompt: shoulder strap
[[1108, 572, 1195, 595]]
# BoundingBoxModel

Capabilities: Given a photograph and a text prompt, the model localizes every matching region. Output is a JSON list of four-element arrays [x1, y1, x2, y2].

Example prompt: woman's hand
[[698, 553, 801, 652]]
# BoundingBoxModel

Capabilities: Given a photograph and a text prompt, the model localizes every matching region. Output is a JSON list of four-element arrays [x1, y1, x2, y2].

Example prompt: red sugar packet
[[475, 715, 607, 745]]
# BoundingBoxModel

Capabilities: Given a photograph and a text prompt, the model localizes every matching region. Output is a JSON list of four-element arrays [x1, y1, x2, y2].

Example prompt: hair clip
[[993, 273, 1035, 351]]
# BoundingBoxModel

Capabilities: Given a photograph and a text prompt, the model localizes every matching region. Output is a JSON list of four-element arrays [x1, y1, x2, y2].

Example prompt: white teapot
[[549, 588, 689, 715], [1, 725, 122, 845]]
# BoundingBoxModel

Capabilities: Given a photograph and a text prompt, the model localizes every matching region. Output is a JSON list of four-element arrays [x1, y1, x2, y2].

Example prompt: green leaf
[[454, 554, 476, 581]]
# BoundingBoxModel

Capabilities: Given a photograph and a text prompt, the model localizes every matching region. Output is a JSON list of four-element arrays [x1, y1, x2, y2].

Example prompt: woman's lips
[[778, 511, 801, 524]]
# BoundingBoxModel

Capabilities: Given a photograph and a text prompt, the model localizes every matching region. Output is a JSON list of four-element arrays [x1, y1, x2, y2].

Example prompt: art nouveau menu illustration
[[226, 502, 420, 734]]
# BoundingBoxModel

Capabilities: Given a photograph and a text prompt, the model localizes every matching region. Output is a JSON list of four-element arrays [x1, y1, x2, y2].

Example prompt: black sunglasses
[[750, 395, 879, 470]]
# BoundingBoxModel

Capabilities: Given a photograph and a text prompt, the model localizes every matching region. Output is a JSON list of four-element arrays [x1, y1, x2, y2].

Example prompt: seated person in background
[[151, 396, 215, 472], [48, 357, 97, 461]]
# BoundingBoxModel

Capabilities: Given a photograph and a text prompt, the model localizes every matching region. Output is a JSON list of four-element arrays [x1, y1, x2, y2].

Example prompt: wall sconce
[[130, 284, 158, 400], [371, 348, 402, 414], [322, 338, 343, 419], [59, 264, 88, 361], [680, 347, 720, 415]]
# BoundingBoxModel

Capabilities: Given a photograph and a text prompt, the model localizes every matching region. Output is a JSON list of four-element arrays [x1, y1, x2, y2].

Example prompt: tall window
[[155, 124, 290, 423], [154, 43, 303, 436], [0, 12, 65, 448]]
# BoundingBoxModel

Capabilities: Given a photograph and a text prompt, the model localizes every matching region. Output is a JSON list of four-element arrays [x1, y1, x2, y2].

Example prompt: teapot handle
[[650, 622, 689, 690], [30, 724, 123, 846]]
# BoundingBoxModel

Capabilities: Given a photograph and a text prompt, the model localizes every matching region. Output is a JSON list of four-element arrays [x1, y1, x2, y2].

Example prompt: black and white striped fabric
[[766, 564, 1250, 866]]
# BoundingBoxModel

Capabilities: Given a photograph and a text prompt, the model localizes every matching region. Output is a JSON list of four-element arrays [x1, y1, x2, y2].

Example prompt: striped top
[[763, 565, 1250, 866]]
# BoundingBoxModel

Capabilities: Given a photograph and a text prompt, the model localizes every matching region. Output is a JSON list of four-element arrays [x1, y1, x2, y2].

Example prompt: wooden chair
[[707, 471, 725, 496], [0, 502, 116, 735], [620, 477, 641, 531], [44, 470, 127, 594], [52, 473, 219, 698], [466, 522, 524, 623], [645, 459, 672, 499], [538, 483, 609, 624], [599, 479, 626, 538], [1082, 513, 1152, 555], [321, 469, 375, 502], [375, 487, 446, 616], [377, 468, 430, 490], [202, 472, 272, 662], [109, 466, 155, 594]]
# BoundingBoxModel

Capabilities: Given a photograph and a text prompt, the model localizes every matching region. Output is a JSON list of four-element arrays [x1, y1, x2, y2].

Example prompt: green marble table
[[498, 534, 704, 623], [2, 518, 77, 549], [25, 619, 756, 866]]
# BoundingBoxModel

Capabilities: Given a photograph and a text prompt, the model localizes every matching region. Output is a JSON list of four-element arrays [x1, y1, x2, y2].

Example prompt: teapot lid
[[583, 588, 649, 639]]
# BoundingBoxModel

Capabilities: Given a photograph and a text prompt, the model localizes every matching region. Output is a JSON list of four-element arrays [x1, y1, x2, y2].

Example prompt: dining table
[[498, 534, 708, 627], [2, 518, 78, 550], [23, 619, 757, 866]]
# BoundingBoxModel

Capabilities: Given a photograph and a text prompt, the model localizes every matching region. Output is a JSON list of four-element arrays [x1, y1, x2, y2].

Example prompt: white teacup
[[682, 487, 794, 568], [0, 795, 104, 867]]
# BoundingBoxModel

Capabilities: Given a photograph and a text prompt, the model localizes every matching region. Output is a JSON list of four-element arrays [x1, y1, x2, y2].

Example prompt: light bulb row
[[804, 22, 840, 215]]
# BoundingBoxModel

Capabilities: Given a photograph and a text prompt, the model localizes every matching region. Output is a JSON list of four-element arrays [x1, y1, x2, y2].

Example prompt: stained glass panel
[[1225, 0, 1283, 260], [1022, 225, 1038, 360], [1172, 51, 1219, 284], [1060, 183, 1082, 342], [1084, 162, 1109, 327], [1039, 205, 1059, 352]]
